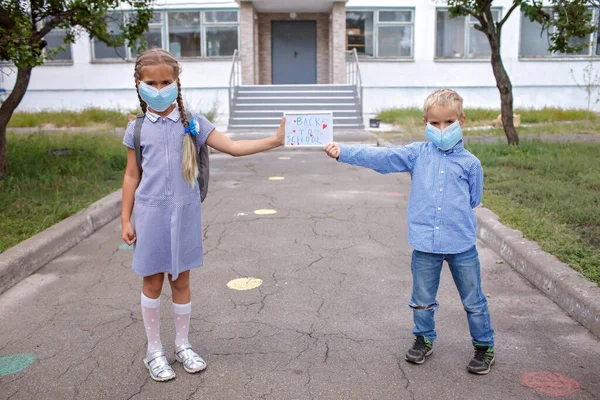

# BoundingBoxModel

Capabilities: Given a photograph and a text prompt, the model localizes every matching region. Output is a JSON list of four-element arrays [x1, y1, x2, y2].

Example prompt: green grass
[[0, 133, 126, 252], [377, 107, 597, 128], [464, 121, 600, 137], [467, 141, 600, 285], [8, 108, 131, 129], [8, 102, 220, 129]]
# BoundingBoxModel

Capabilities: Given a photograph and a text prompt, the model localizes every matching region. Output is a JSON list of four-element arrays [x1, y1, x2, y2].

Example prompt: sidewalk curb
[[378, 137, 600, 338], [0, 190, 123, 296], [476, 207, 600, 339]]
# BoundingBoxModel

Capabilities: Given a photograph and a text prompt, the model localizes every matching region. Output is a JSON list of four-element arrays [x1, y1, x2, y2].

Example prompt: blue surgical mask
[[425, 120, 463, 151], [138, 81, 178, 112]]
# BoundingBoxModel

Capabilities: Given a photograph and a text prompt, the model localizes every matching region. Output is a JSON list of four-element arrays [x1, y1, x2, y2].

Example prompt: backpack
[[133, 111, 209, 202]]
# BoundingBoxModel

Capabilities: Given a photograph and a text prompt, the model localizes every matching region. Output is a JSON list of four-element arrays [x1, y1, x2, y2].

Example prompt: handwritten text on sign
[[284, 112, 333, 147]]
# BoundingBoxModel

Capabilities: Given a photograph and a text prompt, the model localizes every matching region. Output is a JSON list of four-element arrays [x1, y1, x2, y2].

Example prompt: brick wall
[[331, 2, 346, 84], [257, 13, 330, 84], [240, 2, 256, 85]]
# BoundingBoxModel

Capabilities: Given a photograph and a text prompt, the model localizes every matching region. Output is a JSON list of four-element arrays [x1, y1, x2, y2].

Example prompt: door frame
[[271, 20, 318, 85]]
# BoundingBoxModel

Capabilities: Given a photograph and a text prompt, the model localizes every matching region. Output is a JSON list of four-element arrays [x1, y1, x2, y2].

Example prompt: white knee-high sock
[[173, 301, 191, 347], [141, 292, 163, 355]]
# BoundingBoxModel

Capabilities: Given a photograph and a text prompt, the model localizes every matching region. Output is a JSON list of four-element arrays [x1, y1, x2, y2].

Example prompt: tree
[[0, 0, 154, 177], [439, 0, 598, 145]]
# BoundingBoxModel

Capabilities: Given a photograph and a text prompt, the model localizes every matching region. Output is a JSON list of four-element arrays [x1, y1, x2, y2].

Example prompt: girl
[[121, 48, 284, 382]]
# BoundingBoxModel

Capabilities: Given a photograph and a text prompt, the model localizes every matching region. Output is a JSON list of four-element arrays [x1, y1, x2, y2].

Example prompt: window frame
[[346, 8, 415, 60], [91, 9, 240, 63], [518, 6, 600, 60], [434, 7, 502, 62], [201, 10, 240, 58], [38, 22, 74, 66], [91, 11, 131, 62]]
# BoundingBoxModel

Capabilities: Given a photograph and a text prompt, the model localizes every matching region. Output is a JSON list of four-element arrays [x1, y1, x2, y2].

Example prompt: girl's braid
[[175, 77, 188, 128], [177, 75, 199, 186], [137, 88, 148, 114]]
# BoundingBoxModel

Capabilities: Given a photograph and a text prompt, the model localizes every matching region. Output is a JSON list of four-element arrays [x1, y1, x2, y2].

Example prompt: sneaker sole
[[467, 356, 495, 375], [405, 348, 433, 364]]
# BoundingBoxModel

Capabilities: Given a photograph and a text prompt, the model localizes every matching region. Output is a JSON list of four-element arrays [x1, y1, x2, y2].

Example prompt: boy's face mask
[[425, 120, 463, 151], [138, 81, 178, 112]]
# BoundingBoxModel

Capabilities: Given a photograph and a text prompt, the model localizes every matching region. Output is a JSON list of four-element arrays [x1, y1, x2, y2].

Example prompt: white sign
[[284, 112, 334, 147]]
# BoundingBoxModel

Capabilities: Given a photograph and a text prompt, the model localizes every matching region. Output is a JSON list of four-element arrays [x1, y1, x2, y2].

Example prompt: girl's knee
[[143, 274, 164, 297], [170, 273, 190, 293]]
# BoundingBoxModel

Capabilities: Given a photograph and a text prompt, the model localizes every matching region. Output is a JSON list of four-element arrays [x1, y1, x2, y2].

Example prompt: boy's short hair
[[423, 89, 464, 119]]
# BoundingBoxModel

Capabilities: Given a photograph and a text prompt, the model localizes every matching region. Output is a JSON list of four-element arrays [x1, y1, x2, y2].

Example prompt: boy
[[324, 89, 495, 375]]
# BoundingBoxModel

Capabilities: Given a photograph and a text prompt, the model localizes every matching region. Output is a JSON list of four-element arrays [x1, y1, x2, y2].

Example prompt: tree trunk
[[488, 35, 519, 146], [0, 67, 33, 177]]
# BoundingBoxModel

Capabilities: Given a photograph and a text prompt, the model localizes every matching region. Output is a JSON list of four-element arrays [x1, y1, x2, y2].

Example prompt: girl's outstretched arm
[[206, 118, 285, 156], [121, 148, 141, 245]]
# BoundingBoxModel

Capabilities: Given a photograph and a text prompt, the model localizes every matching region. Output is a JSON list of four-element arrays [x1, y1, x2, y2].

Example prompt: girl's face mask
[[425, 120, 463, 151], [138, 81, 178, 112]]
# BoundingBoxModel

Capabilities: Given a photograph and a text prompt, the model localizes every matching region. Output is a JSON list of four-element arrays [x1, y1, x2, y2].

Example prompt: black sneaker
[[467, 345, 495, 374], [405, 336, 433, 364]]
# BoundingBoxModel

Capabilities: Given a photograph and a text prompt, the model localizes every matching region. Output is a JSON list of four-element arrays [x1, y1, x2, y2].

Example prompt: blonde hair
[[423, 89, 464, 119], [134, 48, 198, 187]]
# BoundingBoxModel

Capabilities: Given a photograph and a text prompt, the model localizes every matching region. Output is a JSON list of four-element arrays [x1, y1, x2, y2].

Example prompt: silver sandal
[[174, 344, 207, 373], [144, 350, 176, 382]]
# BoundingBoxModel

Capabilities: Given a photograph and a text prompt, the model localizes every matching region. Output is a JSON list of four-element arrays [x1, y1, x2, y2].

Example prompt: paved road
[[1, 150, 598, 400]]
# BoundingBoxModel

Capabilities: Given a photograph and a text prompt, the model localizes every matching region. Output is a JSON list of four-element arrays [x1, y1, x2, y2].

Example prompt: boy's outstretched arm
[[324, 142, 419, 174]]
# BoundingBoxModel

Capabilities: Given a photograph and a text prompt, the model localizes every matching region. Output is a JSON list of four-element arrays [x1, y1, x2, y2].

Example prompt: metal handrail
[[228, 49, 241, 122], [345, 48, 363, 120]]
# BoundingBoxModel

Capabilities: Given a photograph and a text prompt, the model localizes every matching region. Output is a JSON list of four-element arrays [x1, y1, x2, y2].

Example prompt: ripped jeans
[[409, 246, 494, 347]]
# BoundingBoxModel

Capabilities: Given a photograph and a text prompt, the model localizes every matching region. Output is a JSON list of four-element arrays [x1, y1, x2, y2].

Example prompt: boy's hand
[[275, 116, 286, 146], [122, 222, 136, 245], [324, 142, 340, 159]]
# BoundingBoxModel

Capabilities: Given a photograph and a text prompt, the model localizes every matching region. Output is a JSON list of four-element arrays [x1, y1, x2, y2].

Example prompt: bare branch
[[499, 1, 523, 28]]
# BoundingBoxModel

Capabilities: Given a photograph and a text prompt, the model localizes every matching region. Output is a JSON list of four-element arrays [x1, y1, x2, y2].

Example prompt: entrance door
[[272, 21, 317, 84]]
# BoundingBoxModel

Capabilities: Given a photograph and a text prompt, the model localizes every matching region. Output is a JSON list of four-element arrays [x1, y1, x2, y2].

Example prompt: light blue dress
[[123, 107, 215, 280]]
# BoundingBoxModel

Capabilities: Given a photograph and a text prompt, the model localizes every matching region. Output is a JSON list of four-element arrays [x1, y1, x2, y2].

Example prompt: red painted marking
[[521, 371, 580, 396], [323, 124, 328, 130], [293, 130, 295, 133], [290, 143, 294, 146], [310, 134, 313, 137], [294, 120, 296, 123], [386, 193, 406, 197]]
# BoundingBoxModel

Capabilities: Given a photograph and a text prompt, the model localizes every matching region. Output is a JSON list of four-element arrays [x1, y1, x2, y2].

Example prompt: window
[[520, 8, 599, 58], [92, 10, 239, 61], [346, 10, 413, 58], [347, 12, 374, 56], [435, 10, 500, 59], [93, 12, 127, 60], [44, 29, 72, 62], [131, 12, 164, 58], [168, 12, 202, 57], [167, 10, 239, 58], [203, 10, 239, 57]]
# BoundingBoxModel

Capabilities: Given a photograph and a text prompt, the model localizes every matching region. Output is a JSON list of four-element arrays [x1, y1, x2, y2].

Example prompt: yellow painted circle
[[227, 277, 263, 291], [268, 176, 285, 181], [278, 157, 291, 160], [254, 209, 278, 215]]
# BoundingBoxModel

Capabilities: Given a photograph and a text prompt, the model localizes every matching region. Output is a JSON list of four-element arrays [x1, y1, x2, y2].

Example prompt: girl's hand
[[324, 142, 341, 159], [275, 116, 286, 146], [122, 222, 137, 245]]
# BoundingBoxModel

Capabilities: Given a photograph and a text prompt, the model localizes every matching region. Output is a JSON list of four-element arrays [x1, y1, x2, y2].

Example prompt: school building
[[2, 0, 599, 130]]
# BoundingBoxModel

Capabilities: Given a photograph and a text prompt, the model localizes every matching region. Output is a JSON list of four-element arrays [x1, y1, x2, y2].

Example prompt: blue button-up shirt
[[338, 140, 483, 254]]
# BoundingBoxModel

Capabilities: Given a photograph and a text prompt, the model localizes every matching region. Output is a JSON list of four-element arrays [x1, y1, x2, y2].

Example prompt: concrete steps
[[228, 84, 364, 130]]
